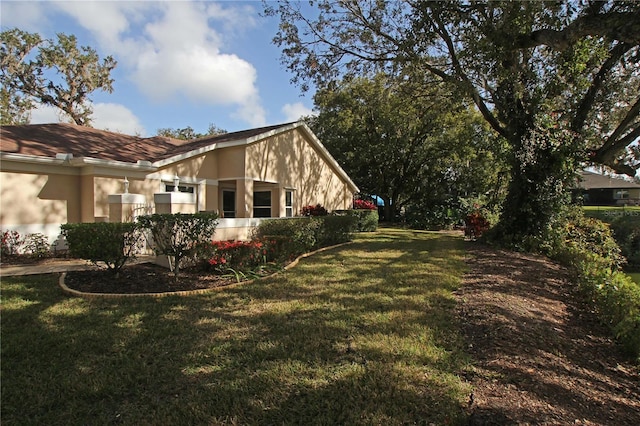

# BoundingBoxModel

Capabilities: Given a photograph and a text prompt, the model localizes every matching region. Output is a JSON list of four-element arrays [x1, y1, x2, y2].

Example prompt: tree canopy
[[1, 28, 116, 126], [155, 123, 227, 140], [267, 0, 640, 243], [308, 72, 507, 221]]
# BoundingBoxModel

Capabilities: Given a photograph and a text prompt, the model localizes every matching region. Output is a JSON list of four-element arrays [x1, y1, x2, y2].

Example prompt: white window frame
[[164, 182, 196, 194], [285, 189, 294, 217]]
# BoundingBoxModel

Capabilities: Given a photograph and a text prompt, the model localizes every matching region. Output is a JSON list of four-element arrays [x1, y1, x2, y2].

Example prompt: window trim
[[285, 189, 294, 217]]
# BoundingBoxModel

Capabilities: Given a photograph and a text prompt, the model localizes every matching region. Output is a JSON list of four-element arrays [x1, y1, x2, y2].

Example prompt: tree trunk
[[491, 123, 582, 248]]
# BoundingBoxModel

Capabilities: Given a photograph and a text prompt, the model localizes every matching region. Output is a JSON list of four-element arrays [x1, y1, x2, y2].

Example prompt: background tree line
[[307, 71, 508, 227]]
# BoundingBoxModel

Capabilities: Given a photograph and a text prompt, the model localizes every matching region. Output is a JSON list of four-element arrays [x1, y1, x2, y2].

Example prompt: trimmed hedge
[[316, 215, 358, 246], [252, 215, 357, 261], [60, 222, 144, 275], [336, 209, 379, 232]]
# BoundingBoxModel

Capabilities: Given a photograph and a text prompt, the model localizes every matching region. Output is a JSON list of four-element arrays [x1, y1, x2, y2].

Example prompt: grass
[[583, 205, 640, 222], [1, 229, 471, 425], [626, 272, 640, 284]]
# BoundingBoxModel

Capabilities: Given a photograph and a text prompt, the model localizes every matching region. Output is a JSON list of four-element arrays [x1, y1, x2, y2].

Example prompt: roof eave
[[0, 152, 157, 172], [152, 123, 302, 167]]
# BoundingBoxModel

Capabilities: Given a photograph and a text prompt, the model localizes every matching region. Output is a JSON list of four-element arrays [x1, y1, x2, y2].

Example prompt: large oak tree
[[1, 28, 116, 126], [266, 0, 640, 243]]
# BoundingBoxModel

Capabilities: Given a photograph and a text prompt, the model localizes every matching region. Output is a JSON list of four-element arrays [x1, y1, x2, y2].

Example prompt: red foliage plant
[[464, 211, 490, 240], [207, 240, 269, 272], [301, 204, 328, 216], [353, 199, 377, 210]]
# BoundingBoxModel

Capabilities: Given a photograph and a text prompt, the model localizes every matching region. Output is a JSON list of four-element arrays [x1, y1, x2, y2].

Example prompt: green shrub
[[573, 252, 640, 360], [405, 203, 459, 230], [137, 212, 218, 281], [252, 215, 356, 261], [549, 209, 626, 269], [336, 209, 378, 232], [252, 218, 319, 258], [546, 209, 640, 361], [23, 233, 52, 258], [60, 222, 144, 276], [316, 215, 358, 246], [610, 216, 640, 270]]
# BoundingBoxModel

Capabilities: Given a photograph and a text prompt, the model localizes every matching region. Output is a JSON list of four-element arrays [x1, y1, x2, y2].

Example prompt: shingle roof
[[578, 170, 640, 189], [0, 122, 294, 164]]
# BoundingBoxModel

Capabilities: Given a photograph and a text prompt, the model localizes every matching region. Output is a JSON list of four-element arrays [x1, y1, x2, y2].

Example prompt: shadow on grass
[[1, 229, 471, 425]]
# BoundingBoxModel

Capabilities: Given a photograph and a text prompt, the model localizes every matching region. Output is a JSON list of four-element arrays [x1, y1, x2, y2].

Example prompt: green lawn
[[626, 272, 640, 284], [1, 229, 471, 425], [583, 205, 640, 222]]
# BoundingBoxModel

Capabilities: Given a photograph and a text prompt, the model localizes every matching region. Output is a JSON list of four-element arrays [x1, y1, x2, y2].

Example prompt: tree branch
[[571, 42, 632, 132], [432, 11, 507, 139], [601, 96, 640, 151], [515, 11, 640, 51]]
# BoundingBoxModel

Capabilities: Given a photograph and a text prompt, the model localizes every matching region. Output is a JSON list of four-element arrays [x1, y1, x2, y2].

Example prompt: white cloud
[[29, 102, 145, 136], [282, 103, 315, 122], [92, 103, 146, 136], [29, 104, 67, 124], [0, 1, 48, 32], [52, 0, 267, 127]]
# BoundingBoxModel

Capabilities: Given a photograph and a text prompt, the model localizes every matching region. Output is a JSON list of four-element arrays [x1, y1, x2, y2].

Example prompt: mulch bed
[[457, 243, 640, 425], [63, 263, 237, 294]]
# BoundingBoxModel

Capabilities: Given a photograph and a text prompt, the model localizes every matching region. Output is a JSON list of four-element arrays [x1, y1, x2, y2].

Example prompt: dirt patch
[[457, 243, 640, 425]]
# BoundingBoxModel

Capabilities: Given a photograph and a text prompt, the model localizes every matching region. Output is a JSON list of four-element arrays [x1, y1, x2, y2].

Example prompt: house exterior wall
[[245, 129, 354, 215], [0, 170, 81, 242], [217, 147, 245, 178]]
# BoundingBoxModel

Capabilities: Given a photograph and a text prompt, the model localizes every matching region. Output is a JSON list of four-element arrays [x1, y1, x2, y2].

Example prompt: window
[[165, 184, 195, 194], [253, 191, 271, 218], [615, 190, 629, 200], [222, 190, 236, 218], [285, 190, 294, 217]]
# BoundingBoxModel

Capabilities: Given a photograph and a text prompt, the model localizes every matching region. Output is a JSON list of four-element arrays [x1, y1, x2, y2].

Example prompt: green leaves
[[60, 222, 144, 275], [0, 28, 116, 126], [137, 212, 219, 281], [309, 72, 507, 222]]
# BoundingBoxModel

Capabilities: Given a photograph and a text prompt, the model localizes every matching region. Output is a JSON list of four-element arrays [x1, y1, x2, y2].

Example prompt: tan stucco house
[[0, 121, 359, 243], [575, 170, 640, 206]]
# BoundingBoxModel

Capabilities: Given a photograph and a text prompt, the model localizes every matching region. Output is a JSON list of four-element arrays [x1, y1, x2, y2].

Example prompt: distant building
[[575, 170, 640, 206]]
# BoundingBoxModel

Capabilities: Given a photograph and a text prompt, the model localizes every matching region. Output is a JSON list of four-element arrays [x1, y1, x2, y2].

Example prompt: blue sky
[[1, 0, 316, 136]]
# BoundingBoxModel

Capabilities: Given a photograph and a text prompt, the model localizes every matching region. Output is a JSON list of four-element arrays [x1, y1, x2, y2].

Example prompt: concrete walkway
[[0, 256, 156, 277], [0, 259, 97, 277]]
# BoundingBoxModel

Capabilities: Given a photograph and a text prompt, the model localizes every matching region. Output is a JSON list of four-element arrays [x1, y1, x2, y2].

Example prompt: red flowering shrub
[[301, 204, 328, 216], [353, 199, 377, 210], [464, 211, 490, 240], [207, 240, 269, 273], [1, 230, 24, 256]]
